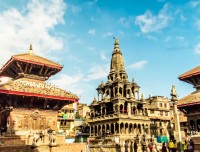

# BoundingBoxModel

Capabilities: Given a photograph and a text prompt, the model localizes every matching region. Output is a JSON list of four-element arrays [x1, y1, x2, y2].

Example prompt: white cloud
[[49, 73, 83, 89], [135, 4, 171, 33], [194, 43, 200, 54], [176, 36, 184, 40], [0, 76, 11, 85], [70, 5, 81, 14], [190, 1, 200, 8], [195, 19, 200, 30], [88, 29, 96, 36], [0, 0, 66, 66], [117, 16, 134, 28], [164, 36, 171, 42], [118, 17, 129, 27], [146, 35, 157, 40], [119, 31, 124, 35], [48, 73, 95, 103], [102, 32, 113, 38], [127, 60, 148, 69], [85, 64, 109, 81], [67, 55, 83, 63], [100, 52, 108, 61]]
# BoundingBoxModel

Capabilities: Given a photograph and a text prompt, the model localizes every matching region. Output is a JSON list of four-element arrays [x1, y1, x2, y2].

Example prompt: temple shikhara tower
[[88, 39, 171, 152], [0, 45, 78, 136]]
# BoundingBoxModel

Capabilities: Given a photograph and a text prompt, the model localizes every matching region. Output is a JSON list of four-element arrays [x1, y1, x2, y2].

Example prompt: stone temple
[[88, 39, 172, 152]]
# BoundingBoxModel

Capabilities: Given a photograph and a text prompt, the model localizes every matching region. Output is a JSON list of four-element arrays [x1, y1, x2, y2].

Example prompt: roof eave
[[178, 101, 200, 108], [0, 57, 14, 75], [13, 57, 62, 70], [0, 89, 78, 102]]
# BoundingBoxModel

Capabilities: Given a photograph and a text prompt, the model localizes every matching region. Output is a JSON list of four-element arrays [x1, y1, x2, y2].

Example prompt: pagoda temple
[[0, 45, 78, 136], [178, 66, 200, 133]]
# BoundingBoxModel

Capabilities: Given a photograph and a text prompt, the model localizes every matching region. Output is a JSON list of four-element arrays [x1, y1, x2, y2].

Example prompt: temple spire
[[110, 38, 125, 72], [29, 44, 33, 55]]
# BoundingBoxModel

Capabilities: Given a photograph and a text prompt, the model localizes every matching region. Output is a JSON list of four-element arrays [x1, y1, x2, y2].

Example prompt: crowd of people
[[167, 139, 194, 152], [122, 138, 195, 152]]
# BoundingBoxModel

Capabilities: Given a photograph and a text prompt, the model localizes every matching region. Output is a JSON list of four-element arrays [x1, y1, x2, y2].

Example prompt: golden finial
[[114, 37, 119, 45], [29, 44, 33, 55]]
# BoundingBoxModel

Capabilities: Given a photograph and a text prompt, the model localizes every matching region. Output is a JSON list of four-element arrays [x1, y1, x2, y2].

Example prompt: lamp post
[[171, 85, 182, 152]]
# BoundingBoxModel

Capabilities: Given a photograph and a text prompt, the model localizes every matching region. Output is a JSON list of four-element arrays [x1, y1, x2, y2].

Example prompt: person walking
[[130, 142, 133, 152], [188, 139, 194, 152], [173, 140, 177, 152], [124, 140, 128, 152], [148, 141, 153, 152], [133, 140, 138, 152], [162, 142, 167, 152], [141, 139, 147, 152], [183, 140, 187, 152], [168, 140, 174, 152]]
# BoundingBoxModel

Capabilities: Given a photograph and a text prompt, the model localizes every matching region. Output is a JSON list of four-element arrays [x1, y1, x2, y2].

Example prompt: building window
[[165, 112, 168, 116], [160, 111, 163, 116], [159, 103, 162, 107], [164, 103, 167, 108]]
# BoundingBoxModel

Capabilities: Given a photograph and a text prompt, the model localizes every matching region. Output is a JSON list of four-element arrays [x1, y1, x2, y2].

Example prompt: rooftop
[[0, 77, 78, 101], [178, 90, 200, 107], [179, 66, 200, 80]]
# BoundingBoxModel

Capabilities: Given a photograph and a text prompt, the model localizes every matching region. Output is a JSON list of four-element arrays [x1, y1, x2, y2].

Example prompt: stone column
[[114, 123, 116, 134], [100, 125, 102, 135], [90, 126, 92, 136], [119, 123, 121, 134], [97, 125, 99, 136]]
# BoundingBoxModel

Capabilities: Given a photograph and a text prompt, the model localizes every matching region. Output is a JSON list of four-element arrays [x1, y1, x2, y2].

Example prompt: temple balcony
[[89, 112, 149, 122]]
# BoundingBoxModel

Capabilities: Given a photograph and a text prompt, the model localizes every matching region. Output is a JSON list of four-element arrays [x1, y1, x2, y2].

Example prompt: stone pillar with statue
[[171, 85, 182, 152]]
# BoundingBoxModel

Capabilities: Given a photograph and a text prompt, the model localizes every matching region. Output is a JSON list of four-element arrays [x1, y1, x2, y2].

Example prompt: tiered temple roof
[[179, 66, 200, 80], [0, 45, 62, 79], [178, 91, 200, 107], [178, 65, 200, 107], [0, 45, 78, 102]]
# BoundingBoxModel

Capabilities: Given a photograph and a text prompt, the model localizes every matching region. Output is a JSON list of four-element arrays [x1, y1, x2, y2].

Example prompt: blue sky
[[0, 0, 200, 104]]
